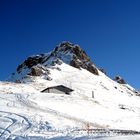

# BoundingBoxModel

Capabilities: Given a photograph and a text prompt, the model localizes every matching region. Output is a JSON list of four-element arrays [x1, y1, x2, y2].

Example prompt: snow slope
[[0, 42, 140, 139], [1, 62, 140, 139]]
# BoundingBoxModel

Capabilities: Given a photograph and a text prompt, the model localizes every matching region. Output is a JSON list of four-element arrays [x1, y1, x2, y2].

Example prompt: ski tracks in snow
[[0, 111, 31, 140], [15, 93, 105, 129]]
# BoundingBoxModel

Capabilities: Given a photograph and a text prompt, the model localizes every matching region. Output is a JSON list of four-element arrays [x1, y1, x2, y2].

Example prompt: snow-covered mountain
[[0, 42, 140, 139], [9, 42, 99, 82]]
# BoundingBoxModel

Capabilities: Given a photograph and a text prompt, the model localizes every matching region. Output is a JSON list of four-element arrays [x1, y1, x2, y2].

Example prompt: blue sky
[[0, 0, 140, 88]]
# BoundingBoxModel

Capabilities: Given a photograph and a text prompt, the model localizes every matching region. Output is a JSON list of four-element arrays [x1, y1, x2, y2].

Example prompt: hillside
[[0, 42, 140, 139]]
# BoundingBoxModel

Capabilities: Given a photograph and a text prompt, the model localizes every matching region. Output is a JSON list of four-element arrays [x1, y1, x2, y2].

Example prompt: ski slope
[[0, 63, 140, 139]]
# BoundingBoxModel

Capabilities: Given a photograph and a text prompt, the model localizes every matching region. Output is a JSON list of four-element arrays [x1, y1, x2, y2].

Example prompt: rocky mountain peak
[[52, 41, 99, 75], [56, 41, 75, 52], [55, 42, 88, 58], [9, 42, 99, 82], [56, 41, 90, 61]]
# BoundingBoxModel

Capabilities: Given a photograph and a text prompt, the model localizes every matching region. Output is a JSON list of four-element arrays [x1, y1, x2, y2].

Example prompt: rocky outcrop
[[17, 54, 45, 73], [28, 66, 44, 76], [56, 42, 99, 75], [114, 76, 126, 84]]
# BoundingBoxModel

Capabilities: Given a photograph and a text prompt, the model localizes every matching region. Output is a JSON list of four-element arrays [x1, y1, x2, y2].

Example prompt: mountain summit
[[9, 41, 99, 82]]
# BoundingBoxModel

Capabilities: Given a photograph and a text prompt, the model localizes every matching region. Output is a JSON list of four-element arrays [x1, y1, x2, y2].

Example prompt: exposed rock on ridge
[[10, 41, 99, 81], [114, 76, 126, 84], [55, 42, 99, 75]]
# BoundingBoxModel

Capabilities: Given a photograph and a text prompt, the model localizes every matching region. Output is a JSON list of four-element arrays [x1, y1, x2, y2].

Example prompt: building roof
[[41, 85, 74, 93]]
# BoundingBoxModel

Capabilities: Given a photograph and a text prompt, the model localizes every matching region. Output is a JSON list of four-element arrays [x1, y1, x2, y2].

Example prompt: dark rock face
[[70, 59, 81, 69], [70, 59, 98, 75], [114, 76, 126, 84], [72, 46, 90, 61], [86, 63, 99, 75], [28, 66, 44, 76], [57, 42, 99, 75], [17, 55, 45, 73]]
